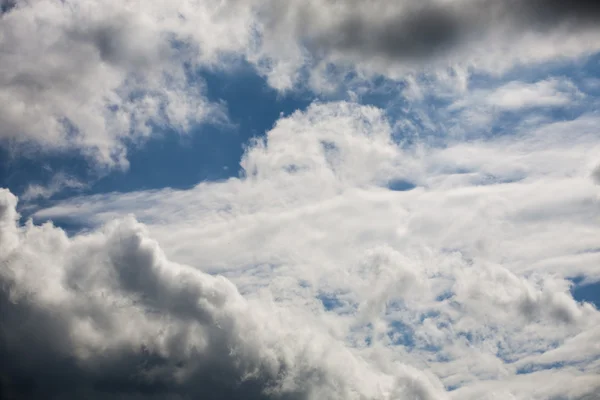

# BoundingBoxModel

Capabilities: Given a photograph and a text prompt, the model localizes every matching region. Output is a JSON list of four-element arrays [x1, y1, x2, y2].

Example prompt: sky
[[1, 1, 600, 399]]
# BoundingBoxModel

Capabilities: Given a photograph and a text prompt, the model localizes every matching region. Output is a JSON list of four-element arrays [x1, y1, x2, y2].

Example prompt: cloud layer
[[3, 1, 600, 398], [2, 0, 600, 167], [29, 101, 600, 399], [0, 187, 449, 399]]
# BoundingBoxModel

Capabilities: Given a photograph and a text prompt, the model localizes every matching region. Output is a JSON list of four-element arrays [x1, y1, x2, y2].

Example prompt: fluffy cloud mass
[[0, 186, 447, 399], [25, 102, 600, 399], [3, 1, 600, 399], [0, 0, 250, 167]]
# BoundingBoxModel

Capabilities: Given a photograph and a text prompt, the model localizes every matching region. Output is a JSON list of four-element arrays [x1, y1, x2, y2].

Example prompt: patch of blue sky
[[386, 179, 417, 192], [516, 361, 566, 375], [2, 60, 312, 204], [387, 320, 415, 348], [0, 139, 94, 200], [570, 277, 600, 310], [317, 291, 358, 316], [89, 62, 313, 193], [318, 293, 346, 311], [435, 291, 454, 302]]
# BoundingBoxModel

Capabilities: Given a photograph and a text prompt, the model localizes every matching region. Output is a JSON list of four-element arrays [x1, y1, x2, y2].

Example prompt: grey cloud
[[519, 0, 600, 27], [0, 229, 280, 399], [314, 5, 468, 61], [0, 189, 442, 400], [2, 0, 599, 161], [291, 0, 600, 64], [592, 164, 600, 184], [0, 0, 15, 14]]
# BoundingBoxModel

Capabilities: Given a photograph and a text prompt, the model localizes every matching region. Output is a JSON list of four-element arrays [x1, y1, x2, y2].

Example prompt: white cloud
[[0, 187, 446, 399], [449, 78, 584, 113], [485, 79, 583, 110], [30, 101, 600, 398], [21, 173, 85, 201], [0, 0, 246, 167]]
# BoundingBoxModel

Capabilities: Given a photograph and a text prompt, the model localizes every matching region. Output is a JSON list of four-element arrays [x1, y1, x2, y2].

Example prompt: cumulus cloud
[[0, 188, 447, 400], [0, 0, 243, 167], [31, 102, 600, 398]]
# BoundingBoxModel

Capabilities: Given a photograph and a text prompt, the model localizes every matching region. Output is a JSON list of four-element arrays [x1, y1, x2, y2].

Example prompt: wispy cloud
[[20, 173, 85, 201]]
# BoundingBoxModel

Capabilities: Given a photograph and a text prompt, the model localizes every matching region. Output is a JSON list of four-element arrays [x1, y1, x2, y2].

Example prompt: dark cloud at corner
[[304, 0, 600, 63], [0, 0, 16, 15], [522, 0, 600, 26]]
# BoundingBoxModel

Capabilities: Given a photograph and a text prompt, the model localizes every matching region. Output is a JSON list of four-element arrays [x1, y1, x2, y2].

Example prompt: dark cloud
[[304, 0, 600, 63], [0, 0, 16, 15], [521, 0, 600, 27], [592, 164, 600, 184], [0, 242, 282, 400], [315, 5, 468, 61], [0, 189, 288, 400]]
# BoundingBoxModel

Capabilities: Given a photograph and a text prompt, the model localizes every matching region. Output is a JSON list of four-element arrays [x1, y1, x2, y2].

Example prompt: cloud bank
[[30, 102, 600, 399], [0, 187, 447, 399]]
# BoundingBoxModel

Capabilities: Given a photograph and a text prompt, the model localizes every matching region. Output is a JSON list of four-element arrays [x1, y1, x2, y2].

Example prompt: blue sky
[[1, 1, 600, 399]]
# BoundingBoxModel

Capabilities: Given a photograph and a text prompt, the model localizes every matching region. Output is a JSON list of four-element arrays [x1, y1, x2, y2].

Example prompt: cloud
[[247, 0, 600, 90], [0, 0, 243, 167], [3, 3, 600, 397], [30, 102, 600, 398], [461, 78, 584, 111], [0, 0, 15, 14], [2, 0, 600, 166], [0, 188, 446, 400], [304, 0, 600, 63], [20, 173, 85, 201]]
